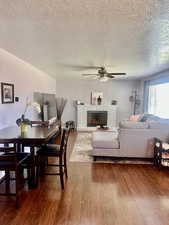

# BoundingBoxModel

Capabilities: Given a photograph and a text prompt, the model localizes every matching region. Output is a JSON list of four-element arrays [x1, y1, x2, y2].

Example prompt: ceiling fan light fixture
[[99, 76, 109, 82]]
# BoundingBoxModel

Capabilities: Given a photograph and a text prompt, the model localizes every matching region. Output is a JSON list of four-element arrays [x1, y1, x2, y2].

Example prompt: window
[[148, 82, 169, 118]]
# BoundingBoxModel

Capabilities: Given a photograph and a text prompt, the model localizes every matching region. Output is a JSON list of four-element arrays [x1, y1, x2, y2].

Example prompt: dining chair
[[20, 123, 61, 188], [0, 139, 30, 208], [37, 128, 70, 189]]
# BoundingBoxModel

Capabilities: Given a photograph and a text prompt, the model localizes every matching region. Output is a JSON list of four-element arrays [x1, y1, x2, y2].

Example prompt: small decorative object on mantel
[[97, 96, 102, 105], [16, 97, 41, 133], [111, 100, 117, 105], [76, 100, 84, 105], [76, 100, 81, 105], [1, 82, 14, 104]]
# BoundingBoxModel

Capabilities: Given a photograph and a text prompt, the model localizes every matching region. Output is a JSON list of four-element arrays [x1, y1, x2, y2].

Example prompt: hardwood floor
[[0, 131, 169, 225]]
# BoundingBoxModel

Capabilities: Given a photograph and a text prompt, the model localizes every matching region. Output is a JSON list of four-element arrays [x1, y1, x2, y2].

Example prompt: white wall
[[55, 78, 141, 124], [0, 49, 56, 129]]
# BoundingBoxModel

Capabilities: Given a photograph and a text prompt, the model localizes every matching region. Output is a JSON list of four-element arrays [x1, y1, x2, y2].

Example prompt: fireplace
[[87, 111, 107, 127], [77, 105, 117, 130]]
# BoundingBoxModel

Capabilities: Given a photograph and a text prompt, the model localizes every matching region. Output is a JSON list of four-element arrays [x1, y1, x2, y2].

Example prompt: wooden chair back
[[0, 139, 17, 168], [60, 128, 70, 154]]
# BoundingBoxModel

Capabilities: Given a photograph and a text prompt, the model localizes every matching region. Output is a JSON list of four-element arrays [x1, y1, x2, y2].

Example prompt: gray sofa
[[92, 120, 169, 159]]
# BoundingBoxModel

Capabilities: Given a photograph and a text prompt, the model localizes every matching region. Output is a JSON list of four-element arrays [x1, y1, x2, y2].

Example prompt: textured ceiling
[[0, 0, 169, 80]]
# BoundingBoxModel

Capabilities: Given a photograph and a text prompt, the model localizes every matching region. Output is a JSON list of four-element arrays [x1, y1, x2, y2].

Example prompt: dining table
[[0, 122, 60, 187]]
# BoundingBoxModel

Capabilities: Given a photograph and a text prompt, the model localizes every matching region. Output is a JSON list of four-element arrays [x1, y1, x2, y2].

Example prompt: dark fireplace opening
[[87, 111, 107, 127]]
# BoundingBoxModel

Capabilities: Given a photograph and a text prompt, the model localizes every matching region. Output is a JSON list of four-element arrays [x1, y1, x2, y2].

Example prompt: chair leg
[[39, 156, 46, 175], [5, 171, 10, 192], [35, 155, 40, 187], [21, 144, 25, 152], [35, 168, 39, 187], [93, 156, 97, 161], [64, 153, 68, 179], [59, 156, 64, 189], [27, 168, 32, 188], [45, 157, 48, 168], [15, 170, 20, 209]]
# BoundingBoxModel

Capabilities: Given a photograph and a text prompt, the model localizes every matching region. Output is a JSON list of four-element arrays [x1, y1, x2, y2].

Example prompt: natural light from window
[[148, 82, 169, 118]]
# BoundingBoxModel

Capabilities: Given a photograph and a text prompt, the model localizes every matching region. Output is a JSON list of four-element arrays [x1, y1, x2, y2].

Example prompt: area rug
[[69, 132, 153, 164]]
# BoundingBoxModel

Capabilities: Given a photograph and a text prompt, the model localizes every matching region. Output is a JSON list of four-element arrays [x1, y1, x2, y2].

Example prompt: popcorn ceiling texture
[[0, 0, 168, 79]]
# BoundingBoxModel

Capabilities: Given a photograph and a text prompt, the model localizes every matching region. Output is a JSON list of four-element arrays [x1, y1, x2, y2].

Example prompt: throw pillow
[[129, 114, 141, 122]]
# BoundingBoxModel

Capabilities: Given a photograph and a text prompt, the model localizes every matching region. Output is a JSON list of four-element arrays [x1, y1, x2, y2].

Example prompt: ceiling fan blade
[[57, 63, 101, 71], [72, 65, 100, 70], [107, 75, 115, 78], [82, 74, 99, 76], [107, 73, 126, 75]]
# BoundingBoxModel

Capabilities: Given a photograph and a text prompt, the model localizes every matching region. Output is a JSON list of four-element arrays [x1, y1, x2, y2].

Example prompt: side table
[[154, 138, 169, 167]]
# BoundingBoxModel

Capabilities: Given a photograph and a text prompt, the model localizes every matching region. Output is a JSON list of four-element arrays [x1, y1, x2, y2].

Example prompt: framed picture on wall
[[1, 82, 14, 104]]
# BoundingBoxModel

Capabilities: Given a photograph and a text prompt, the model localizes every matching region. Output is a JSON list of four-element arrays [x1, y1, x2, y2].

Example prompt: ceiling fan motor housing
[[98, 67, 107, 75]]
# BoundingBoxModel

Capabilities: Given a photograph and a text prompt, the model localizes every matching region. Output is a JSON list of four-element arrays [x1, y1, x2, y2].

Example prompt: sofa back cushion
[[119, 121, 149, 129], [140, 114, 161, 122], [148, 121, 169, 130]]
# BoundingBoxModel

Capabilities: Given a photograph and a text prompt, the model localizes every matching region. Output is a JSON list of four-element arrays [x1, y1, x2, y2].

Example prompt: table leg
[[29, 146, 36, 188], [17, 143, 21, 153], [5, 171, 10, 192], [4, 143, 10, 191]]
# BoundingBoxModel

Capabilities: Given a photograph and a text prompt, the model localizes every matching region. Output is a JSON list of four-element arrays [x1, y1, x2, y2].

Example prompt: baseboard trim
[[93, 156, 154, 162]]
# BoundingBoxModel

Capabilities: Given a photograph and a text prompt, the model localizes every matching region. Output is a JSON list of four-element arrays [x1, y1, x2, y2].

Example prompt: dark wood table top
[[0, 123, 59, 143]]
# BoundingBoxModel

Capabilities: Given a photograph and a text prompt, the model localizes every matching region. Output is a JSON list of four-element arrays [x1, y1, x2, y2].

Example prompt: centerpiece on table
[[16, 98, 41, 133]]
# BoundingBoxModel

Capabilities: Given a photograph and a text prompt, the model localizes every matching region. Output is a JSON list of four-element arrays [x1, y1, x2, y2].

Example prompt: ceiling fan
[[82, 66, 126, 81]]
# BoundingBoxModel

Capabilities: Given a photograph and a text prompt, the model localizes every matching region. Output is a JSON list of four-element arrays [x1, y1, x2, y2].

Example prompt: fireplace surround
[[77, 105, 117, 130]]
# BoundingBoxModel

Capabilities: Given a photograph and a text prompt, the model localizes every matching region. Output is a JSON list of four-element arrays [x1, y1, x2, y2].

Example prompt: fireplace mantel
[[76, 105, 117, 131]]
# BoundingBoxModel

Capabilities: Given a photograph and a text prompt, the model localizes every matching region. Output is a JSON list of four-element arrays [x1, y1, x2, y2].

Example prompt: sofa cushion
[[140, 114, 160, 122], [92, 132, 119, 149], [119, 121, 149, 129], [148, 121, 169, 130]]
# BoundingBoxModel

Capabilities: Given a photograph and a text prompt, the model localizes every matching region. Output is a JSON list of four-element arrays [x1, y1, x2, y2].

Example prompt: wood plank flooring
[[0, 132, 169, 225]]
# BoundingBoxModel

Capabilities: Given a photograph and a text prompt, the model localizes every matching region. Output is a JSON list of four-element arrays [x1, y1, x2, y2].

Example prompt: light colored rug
[[69, 132, 153, 164], [70, 132, 93, 162]]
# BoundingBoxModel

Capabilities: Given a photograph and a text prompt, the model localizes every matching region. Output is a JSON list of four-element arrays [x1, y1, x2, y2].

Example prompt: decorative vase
[[112, 100, 117, 105], [16, 114, 31, 133], [97, 96, 102, 105], [20, 122, 29, 133]]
